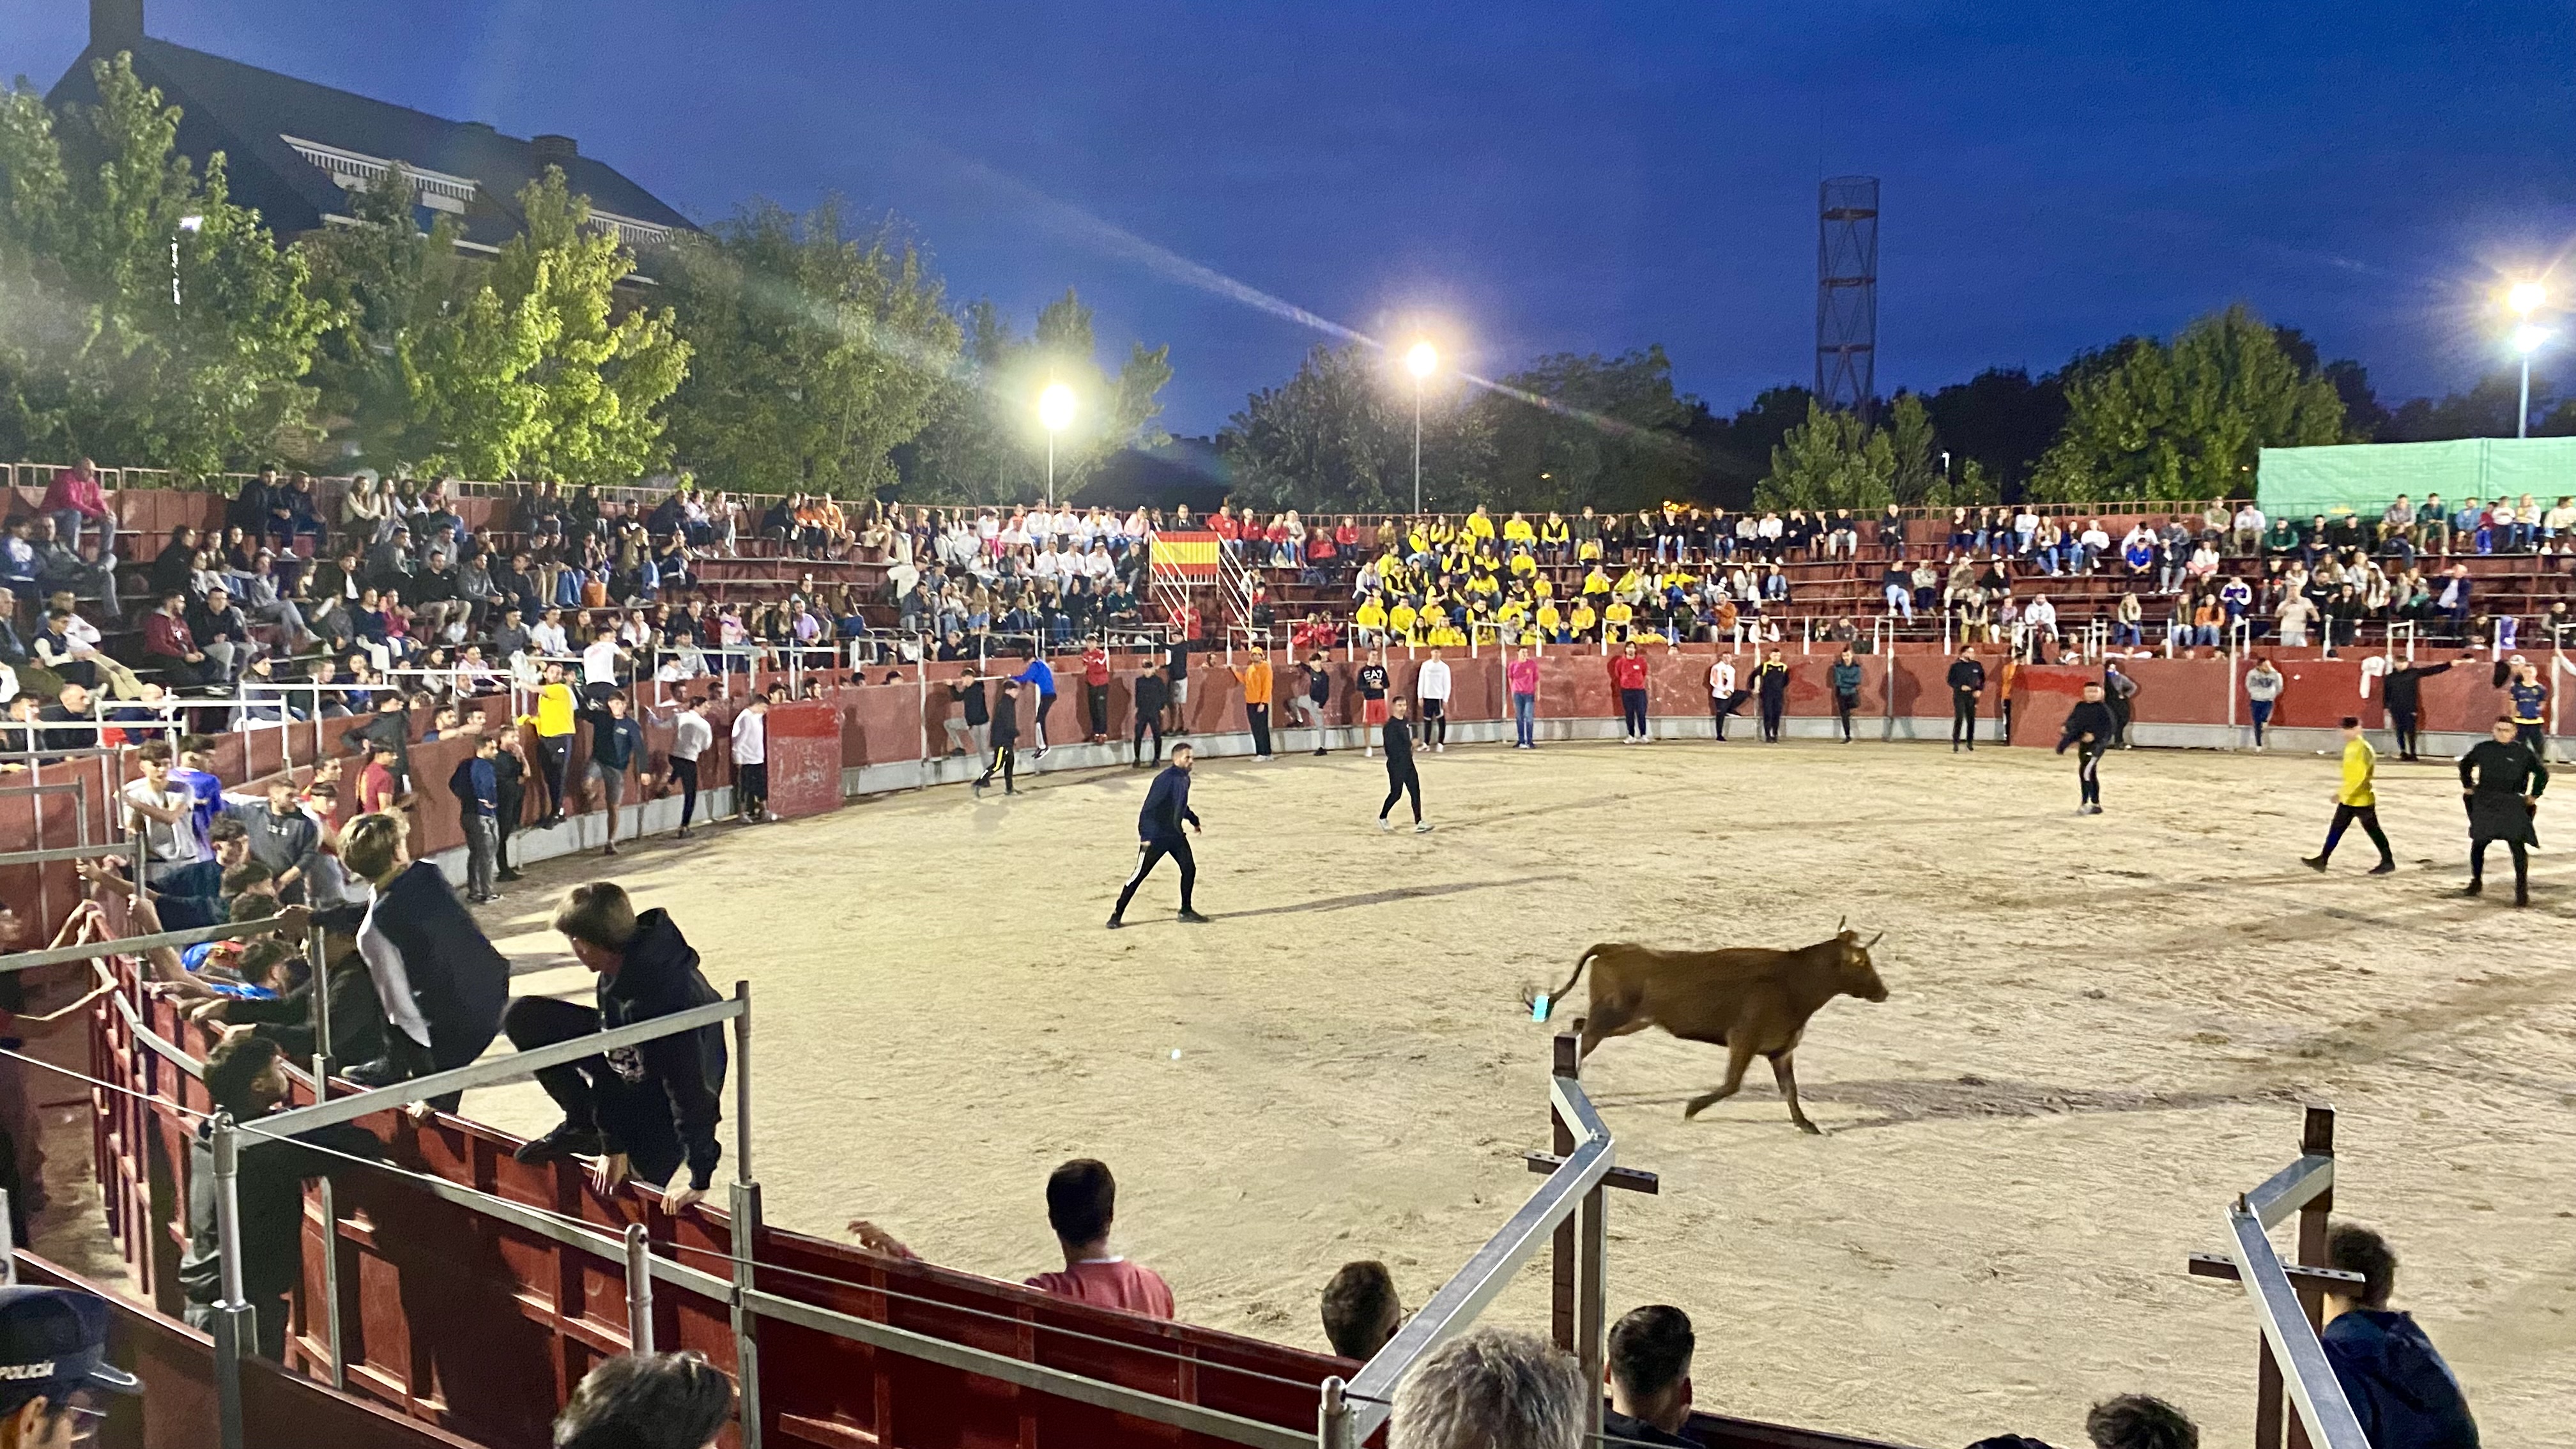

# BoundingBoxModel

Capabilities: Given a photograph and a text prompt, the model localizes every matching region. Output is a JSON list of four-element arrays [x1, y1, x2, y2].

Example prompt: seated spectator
[[1970, 1393, 2197, 1449], [1320, 1261, 1403, 1362], [552, 1351, 733, 1449], [1014, 1158, 1173, 1317], [1390, 1326, 1584, 1449], [179, 1032, 385, 1359], [142, 592, 224, 690], [508, 883, 726, 1215], [0, 1283, 144, 1438], [1606, 1304, 1698, 1447], [2320, 1225, 2478, 1448]]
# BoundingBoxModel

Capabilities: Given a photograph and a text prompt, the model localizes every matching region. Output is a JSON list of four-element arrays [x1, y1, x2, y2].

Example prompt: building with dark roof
[[48, 0, 693, 256]]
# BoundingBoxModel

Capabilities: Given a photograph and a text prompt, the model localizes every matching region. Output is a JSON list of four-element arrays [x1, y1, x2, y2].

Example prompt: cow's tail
[[1522, 945, 1606, 1023]]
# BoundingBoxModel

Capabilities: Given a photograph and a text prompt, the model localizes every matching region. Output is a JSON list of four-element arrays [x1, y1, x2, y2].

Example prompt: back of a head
[[1045, 1158, 1116, 1246], [2324, 1223, 2396, 1309], [1389, 1326, 1584, 1449], [1319, 1261, 1400, 1361], [553, 881, 640, 951], [553, 1351, 733, 1449], [1607, 1303, 1694, 1400], [2085, 1394, 2196, 1449]]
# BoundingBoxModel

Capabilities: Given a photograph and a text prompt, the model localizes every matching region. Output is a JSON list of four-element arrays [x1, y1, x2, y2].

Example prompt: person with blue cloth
[[1107, 744, 1206, 929], [2319, 1223, 2480, 1448], [581, 691, 648, 857], [1011, 656, 1059, 758], [448, 733, 503, 903]]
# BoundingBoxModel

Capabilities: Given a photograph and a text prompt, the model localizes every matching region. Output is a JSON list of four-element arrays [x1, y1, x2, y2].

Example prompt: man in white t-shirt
[[663, 696, 715, 838], [1415, 648, 1453, 753], [122, 740, 204, 884], [1707, 657, 1748, 741], [731, 695, 770, 823], [581, 627, 624, 696]]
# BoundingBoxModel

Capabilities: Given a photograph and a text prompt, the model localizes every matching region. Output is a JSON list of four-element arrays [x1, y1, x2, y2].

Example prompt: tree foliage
[[0, 54, 333, 471], [2028, 304, 2348, 502], [903, 289, 1170, 503], [1471, 347, 1699, 513], [1218, 342, 1493, 512], [661, 198, 959, 494], [1758, 399, 1893, 510]]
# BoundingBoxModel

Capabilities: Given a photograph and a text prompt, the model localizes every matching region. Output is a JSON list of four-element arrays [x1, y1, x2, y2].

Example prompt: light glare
[[2508, 280, 2547, 316], [2512, 325, 2551, 357], [1405, 341, 1439, 379], [1038, 381, 1077, 431]]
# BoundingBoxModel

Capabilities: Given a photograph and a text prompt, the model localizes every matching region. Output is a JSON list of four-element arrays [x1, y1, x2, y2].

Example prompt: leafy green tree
[[1758, 400, 1893, 510], [2029, 304, 2347, 502], [1884, 391, 1940, 505], [905, 289, 1171, 503], [1219, 342, 1493, 512], [661, 198, 960, 494], [0, 54, 333, 471], [487, 170, 689, 484], [1470, 347, 1699, 513]]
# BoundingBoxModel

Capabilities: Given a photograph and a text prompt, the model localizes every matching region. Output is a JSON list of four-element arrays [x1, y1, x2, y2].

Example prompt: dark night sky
[[7, 2, 2573, 434]]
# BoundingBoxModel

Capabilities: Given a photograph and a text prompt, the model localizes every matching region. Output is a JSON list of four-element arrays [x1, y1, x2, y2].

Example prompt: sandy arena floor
[[461, 737, 2575, 1449]]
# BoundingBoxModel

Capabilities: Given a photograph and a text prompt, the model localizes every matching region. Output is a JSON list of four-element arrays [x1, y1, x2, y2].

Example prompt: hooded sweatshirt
[[598, 908, 729, 1190], [2320, 1309, 2478, 1449]]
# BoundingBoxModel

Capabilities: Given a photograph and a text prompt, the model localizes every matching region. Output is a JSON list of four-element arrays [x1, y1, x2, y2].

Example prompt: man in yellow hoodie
[[518, 659, 580, 825], [2303, 715, 2395, 875], [1234, 646, 1275, 760]]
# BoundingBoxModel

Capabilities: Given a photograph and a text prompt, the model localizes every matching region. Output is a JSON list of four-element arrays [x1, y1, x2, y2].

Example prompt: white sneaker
[[1413, 822, 1434, 833], [1379, 818, 1393, 832], [1435, 744, 1446, 753]]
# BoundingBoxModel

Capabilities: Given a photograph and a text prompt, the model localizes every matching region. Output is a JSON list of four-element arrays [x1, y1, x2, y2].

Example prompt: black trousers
[[2470, 837, 2530, 894], [1709, 689, 1746, 739], [1246, 703, 1271, 757], [1086, 682, 1110, 738], [500, 996, 687, 1185], [1759, 693, 1785, 742], [2319, 803, 2392, 864], [1030, 693, 1055, 749], [2074, 742, 2105, 805], [2390, 705, 2420, 758], [536, 735, 572, 816], [977, 740, 1016, 791], [737, 761, 768, 816], [1951, 691, 1978, 746], [1621, 688, 1649, 737], [1114, 835, 1195, 916], [671, 757, 700, 826], [1835, 691, 1858, 741], [1133, 711, 1164, 764], [1381, 766, 1422, 822], [1421, 700, 1447, 746], [494, 788, 522, 868]]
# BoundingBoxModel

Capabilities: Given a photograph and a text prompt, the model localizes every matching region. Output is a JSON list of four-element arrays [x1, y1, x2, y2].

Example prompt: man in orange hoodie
[[1233, 646, 1275, 760]]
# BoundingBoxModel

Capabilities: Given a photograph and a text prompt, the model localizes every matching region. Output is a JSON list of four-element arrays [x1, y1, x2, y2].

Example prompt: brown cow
[[1526, 926, 1888, 1134]]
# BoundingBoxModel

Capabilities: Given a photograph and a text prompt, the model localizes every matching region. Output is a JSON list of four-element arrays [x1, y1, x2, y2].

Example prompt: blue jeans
[[1512, 692, 1535, 746]]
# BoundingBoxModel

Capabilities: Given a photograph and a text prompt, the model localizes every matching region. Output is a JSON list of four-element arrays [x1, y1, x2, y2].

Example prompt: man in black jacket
[[1377, 698, 1429, 833], [1131, 668, 1169, 767], [2057, 681, 2119, 815], [1109, 744, 1204, 928], [509, 884, 728, 1214], [2459, 716, 2547, 906], [1755, 648, 1791, 743], [1948, 650, 1988, 751], [2318, 1225, 2479, 1448], [975, 678, 1022, 797], [2380, 654, 2458, 761], [181, 1034, 385, 1359]]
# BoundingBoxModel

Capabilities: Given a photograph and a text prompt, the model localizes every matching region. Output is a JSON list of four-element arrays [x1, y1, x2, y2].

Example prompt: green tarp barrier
[[2257, 438, 2576, 518]]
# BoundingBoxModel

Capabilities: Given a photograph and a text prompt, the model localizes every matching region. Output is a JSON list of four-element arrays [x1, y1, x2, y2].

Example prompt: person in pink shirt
[[844, 1156, 1175, 1321], [42, 457, 112, 554], [1506, 645, 1542, 749]]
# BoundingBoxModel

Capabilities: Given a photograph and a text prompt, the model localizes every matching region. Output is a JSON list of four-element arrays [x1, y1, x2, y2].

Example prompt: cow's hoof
[[1797, 1121, 1825, 1137]]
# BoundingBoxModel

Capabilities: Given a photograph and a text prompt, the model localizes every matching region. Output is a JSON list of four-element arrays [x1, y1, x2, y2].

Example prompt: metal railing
[[2189, 1107, 2367, 1449]]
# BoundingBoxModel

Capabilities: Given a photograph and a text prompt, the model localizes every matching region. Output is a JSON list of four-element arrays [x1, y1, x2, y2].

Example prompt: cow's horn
[[1836, 914, 1847, 933], [1864, 930, 1885, 947]]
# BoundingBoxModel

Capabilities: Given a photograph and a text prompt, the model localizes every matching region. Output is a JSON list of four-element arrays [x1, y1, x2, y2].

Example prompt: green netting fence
[[2257, 437, 2576, 518]]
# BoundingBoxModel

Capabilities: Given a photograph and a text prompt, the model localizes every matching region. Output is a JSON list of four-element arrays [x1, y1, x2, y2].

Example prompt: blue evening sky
[[8, 1, 2572, 433]]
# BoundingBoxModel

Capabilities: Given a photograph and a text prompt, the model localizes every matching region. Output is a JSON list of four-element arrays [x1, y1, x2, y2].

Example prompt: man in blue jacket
[[2320, 1223, 2478, 1448], [510, 882, 728, 1215], [1108, 744, 1206, 929], [1012, 656, 1059, 758]]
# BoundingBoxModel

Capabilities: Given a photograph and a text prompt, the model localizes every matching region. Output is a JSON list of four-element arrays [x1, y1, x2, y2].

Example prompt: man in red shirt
[[1610, 640, 1652, 742], [1021, 1158, 1172, 1317], [1080, 642, 1113, 742], [357, 742, 403, 816], [142, 591, 223, 689], [1210, 506, 1240, 553]]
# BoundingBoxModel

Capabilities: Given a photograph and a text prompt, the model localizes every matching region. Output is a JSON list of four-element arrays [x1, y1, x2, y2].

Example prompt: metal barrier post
[[313, 1050, 346, 1388], [728, 980, 763, 1448], [625, 1222, 656, 1354], [0, 1189, 14, 1284], [1315, 1375, 1351, 1449], [1548, 1031, 1579, 1351], [211, 1114, 250, 1449]]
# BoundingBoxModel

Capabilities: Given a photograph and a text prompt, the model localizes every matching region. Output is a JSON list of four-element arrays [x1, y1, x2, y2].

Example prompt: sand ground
[[458, 736, 2575, 1449]]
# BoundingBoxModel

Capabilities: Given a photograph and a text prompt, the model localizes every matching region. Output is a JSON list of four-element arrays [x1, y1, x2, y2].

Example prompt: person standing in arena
[[2305, 716, 2397, 875], [1080, 641, 1112, 743], [1506, 645, 1540, 749], [579, 691, 648, 857], [1356, 648, 1392, 759], [1108, 743, 1205, 928], [492, 724, 528, 880], [2103, 661, 2140, 747], [974, 677, 1022, 797], [1163, 637, 1192, 736], [447, 734, 503, 903], [1947, 649, 1987, 752], [1995, 649, 2021, 746], [664, 696, 712, 839], [2055, 680, 2117, 815], [2459, 716, 2547, 906], [730, 693, 770, 823], [522, 659, 578, 825], [1378, 698, 1430, 832], [1829, 646, 1863, 743], [1233, 646, 1275, 760], [2504, 658, 2549, 755], [1611, 640, 1651, 742], [2244, 656, 2285, 751], [1131, 666, 1169, 767], [2380, 653, 2455, 761], [1756, 647, 1791, 743], [1416, 647, 1452, 751], [1297, 651, 1333, 756], [1707, 654, 1747, 740]]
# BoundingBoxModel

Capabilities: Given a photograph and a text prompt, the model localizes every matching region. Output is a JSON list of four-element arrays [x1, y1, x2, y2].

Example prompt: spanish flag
[[1151, 530, 1223, 579]]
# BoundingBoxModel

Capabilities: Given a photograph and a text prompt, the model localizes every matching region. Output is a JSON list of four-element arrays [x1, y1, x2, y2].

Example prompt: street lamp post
[[2509, 282, 2548, 440], [1405, 341, 1438, 514], [1039, 382, 1076, 509]]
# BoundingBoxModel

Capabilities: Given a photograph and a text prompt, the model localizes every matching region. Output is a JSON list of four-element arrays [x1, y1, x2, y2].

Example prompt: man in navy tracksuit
[[1108, 744, 1206, 928], [2319, 1224, 2479, 1448]]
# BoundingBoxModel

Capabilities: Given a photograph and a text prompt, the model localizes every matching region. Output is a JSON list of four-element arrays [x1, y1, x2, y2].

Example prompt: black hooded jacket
[[2320, 1309, 2478, 1448], [601, 908, 728, 1191]]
